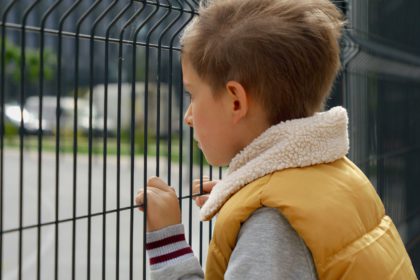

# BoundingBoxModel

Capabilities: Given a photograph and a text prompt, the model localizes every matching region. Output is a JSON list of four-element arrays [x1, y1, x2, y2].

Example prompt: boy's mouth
[[195, 138, 201, 149], [193, 136, 201, 149]]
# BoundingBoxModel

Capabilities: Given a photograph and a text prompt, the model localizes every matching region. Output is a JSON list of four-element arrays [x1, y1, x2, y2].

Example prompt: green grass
[[3, 133, 207, 165]]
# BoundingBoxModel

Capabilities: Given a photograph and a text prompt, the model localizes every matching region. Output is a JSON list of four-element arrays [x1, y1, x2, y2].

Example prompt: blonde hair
[[181, 0, 345, 124]]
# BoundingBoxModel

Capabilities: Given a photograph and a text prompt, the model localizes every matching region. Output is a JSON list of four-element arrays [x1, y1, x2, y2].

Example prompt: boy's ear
[[225, 81, 249, 124]]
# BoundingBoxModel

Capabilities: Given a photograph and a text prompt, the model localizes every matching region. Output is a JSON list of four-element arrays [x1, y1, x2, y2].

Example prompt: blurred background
[[0, 0, 419, 279], [331, 1, 420, 274]]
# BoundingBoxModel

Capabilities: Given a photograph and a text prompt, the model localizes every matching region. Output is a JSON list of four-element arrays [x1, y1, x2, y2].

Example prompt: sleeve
[[224, 207, 318, 280], [147, 208, 318, 280], [146, 224, 204, 280]]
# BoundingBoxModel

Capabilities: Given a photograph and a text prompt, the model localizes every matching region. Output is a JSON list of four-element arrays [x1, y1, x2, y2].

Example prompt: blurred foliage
[[4, 122, 18, 137], [1, 37, 56, 83]]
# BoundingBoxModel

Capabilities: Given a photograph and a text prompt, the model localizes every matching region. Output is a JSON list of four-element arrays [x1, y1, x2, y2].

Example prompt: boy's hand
[[135, 176, 181, 232], [192, 177, 219, 208]]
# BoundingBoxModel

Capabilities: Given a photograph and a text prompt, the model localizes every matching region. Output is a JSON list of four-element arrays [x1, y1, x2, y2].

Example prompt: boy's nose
[[184, 104, 193, 127]]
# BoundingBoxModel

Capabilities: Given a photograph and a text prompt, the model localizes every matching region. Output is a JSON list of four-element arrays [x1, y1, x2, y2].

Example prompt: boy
[[135, 0, 417, 279]]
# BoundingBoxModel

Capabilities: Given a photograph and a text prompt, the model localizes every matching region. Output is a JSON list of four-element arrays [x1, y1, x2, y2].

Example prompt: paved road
[[2, 148, 213, 279]]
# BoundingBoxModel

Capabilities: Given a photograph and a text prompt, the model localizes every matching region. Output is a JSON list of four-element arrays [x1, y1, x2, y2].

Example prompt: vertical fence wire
[[129, 3, 149, 279], [156, 1, 173, 183], [178, 0, 195, 220], [38, 3, 62, 280], [56, 2, 82, 279], [0, 2, 17, 280], [117, 5, 143, 278], [185, 2, 198, 251], [86, 0, 102, 277], [19, 3, 41, 279], [73, 2, 95, 279], [166, 2, 180, 187], [143, 0, 163, 279], [130, 5, 163, 279], [87, 2, 111, 279], [167, 0, 185, 187]]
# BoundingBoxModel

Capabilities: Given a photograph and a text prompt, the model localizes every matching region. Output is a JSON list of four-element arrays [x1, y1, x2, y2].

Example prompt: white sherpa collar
[[200, 106, 349, 221]]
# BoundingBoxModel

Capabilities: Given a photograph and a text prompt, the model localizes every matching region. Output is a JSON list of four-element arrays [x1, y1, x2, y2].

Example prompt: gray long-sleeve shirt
[[146, 207, 318, 279]]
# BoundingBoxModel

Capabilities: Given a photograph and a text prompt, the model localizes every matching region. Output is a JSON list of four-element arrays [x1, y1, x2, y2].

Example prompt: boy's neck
[[232, 105, 271, 160]]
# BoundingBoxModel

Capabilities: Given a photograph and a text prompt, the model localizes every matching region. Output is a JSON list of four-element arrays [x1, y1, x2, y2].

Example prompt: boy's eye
[[184, 91, 192, 102]]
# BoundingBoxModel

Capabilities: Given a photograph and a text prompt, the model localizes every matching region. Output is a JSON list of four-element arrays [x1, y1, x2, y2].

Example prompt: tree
[[1, 37, 56, 84]]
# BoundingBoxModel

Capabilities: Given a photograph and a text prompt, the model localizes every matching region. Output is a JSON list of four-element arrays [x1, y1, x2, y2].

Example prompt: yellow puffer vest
[[205, 157, 417, 279]]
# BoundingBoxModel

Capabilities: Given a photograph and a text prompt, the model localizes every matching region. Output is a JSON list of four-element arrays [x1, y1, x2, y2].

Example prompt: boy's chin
[[204, 153, 229, 168]]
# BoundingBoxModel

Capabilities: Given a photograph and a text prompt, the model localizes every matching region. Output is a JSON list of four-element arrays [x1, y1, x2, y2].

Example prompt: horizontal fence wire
[[0, 0, 214, 279]]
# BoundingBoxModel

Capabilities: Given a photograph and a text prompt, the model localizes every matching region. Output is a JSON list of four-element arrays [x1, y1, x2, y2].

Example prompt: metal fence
[[1, 0, 420, 279], [0, 0, 220, 279], [337, 0, 420, 273]]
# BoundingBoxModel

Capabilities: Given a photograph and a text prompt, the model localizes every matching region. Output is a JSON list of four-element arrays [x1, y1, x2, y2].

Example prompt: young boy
[[135, 0, 417, 279]]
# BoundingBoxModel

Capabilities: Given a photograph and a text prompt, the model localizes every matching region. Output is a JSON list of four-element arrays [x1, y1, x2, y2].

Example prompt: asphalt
[[1, 148, 212, 279]]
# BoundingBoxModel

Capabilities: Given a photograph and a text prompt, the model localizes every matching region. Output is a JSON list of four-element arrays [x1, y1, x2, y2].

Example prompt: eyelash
[[184, 92, 192, 101]]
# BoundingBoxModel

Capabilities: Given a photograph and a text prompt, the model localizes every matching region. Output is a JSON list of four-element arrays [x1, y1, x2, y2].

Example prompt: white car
[[3, 103, 48, 135], [25, 96, 115, 137]]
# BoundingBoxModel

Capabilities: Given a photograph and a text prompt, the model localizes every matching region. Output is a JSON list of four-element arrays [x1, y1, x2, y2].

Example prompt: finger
[[147, 176, 172, 192], [135, 189, 144, 202], [135, 191, 144, 210], [193, 180, 219, 195], [193, 176, 210, 186], [137, 186, 160, 196], [135, 189, 160, 211], [192, 176, 209, 185], [195, 195, 209, 208], [202, 180, 218, 192], [192, 179, 208, 194]]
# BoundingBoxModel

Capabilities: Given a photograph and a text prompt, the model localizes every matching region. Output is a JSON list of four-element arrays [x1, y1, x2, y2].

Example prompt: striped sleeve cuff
[[146, 224, 194, 270]]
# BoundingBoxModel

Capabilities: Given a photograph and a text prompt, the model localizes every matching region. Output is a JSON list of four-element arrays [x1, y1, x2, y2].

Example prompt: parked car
[[25, 96, 116, 137], [1, 103, 49, 135]]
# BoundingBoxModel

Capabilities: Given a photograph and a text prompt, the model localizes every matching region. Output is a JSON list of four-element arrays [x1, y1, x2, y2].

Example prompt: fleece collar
[[200, 106, 349, 221]]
